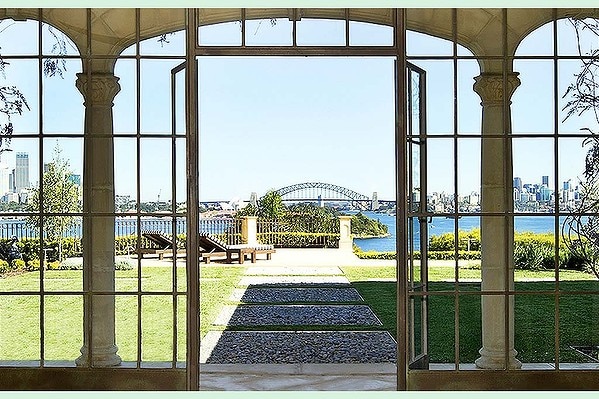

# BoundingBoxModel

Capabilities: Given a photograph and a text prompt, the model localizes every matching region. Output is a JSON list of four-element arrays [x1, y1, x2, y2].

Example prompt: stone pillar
[[338, 216, 352, 252], [75, 72, 122, 367], [473, 72, 521, 369], [241, 216, 258, 245]]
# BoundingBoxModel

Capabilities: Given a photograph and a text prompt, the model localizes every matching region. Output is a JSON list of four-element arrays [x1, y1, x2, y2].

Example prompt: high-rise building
[[15, 152, 29, 191], [542, 175, 549, 186], [513, 177, 522, 192]]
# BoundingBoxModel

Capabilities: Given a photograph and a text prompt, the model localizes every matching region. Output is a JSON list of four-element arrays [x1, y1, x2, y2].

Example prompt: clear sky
[[0, 15, 597, 203]]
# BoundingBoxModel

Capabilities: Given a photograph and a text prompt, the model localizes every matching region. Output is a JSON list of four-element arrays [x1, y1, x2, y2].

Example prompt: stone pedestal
[[75, 72, 122, 367], [473, 72, 522, 370], [338, 216, 353, 252], [241, 216, 258, 245]]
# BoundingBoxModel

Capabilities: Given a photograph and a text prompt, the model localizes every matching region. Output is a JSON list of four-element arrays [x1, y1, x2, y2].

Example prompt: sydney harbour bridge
[[202, 182, 394, 211]]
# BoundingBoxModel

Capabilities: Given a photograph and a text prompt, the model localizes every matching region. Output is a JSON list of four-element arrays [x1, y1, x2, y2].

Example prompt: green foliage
[[0, 259, 8, 274], [351, 212, 388, 237], [25, 143, 82, 261], [11, 259, 25, 272], [429, 229, 481, 251], [26, 259, 40, 271]]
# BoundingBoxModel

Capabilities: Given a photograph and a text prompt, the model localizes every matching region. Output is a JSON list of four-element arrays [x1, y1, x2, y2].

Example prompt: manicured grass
[[342, 265, 599, 363], [0, 265, 244, 362], [2, 263, 599, 364]]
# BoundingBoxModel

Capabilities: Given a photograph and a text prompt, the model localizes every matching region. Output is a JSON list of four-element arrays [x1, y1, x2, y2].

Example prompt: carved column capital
[[76, 72, 121, 106], [473, 72, 521, 107]]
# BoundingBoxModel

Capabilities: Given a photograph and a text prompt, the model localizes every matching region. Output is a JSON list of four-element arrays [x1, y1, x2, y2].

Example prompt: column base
[[475, 347, 522, 370], [75, 344, 122, 367]]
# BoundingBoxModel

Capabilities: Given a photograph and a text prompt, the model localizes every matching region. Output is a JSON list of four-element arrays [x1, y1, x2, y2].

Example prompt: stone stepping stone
[[213, 305, 382, 326], [244, 266, 342, 275], [202, 331, 397, 364], [238, 276, 350, 286], [229, 287, 364, 303]]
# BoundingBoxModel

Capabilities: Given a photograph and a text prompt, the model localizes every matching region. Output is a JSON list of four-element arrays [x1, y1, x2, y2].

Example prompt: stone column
[[473, 72, 522, 370], [241, 216, 258, 245], [338, 215, 352, 252], [75, 72, 122, 367]]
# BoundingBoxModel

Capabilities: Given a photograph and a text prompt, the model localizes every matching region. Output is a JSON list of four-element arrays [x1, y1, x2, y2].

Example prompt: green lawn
[[0, 265, 245, 362], [342, 265, 599, 364], [2, 264, 599, 364]]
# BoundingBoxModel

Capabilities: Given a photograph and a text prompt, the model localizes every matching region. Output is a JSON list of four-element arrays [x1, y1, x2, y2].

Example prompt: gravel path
[[204, 331, 397, 364], [214, 305, 382, 326], [230, 287, 364, 303]]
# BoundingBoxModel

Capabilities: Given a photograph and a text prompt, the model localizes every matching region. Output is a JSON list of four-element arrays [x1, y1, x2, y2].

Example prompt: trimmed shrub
[[0, 259, 8, 274], [27, 259, 41, 271], [11, 259, 25, 272]]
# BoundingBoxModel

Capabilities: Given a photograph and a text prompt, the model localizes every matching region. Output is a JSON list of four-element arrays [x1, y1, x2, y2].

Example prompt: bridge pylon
[[372, 191, 379, 211]]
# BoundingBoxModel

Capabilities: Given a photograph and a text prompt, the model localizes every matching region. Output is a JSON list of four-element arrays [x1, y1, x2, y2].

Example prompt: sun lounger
[[198, 233, 275, 264], [140, 230, 176, 260]]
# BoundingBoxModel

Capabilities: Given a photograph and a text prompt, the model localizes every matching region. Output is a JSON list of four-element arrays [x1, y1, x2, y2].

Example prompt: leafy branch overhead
[[562, 17, 599, 279], [0, 22, 69, 146]]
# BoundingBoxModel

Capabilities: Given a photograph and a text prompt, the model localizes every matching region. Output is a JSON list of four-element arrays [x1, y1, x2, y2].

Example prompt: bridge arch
[[273, 182, 371, 210]]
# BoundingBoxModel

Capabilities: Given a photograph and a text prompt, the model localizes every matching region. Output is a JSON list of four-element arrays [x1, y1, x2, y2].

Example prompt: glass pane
[[113, 59, 137, 135], [559, 59, 598, 135], [198, 9, 242, 46], [245, 17, 292, 46], [44, 294, 82, 362], [0, 295, 40, 362], [515, 293, 555, 367], [141, 295, 173, 362], [349, 21, 393, 46], [512, 60, 554, 134], [0, 59, 40, 135], [115, 294, 138, 362], [0, 19, 39, 55], [42, 217, 83, 292], [140, 9, 185, 56], [513, 138, 555, 213], [177, 295, 186, 363], [429, 293, 456, 368], [427, 138, 454, 214], [296, 18, 345, 46], [140, 217, 174, 292], [458, 138, 480, 213], [42, 59, 84, 134], [409, 60, 454, 135], [458, 293, 481, 367], [140, 138, 172, 212], [457, 59, 481, 135], [514, 215, 557, 282], [140, 59, 183, 135], [114, 138, 137, 213]]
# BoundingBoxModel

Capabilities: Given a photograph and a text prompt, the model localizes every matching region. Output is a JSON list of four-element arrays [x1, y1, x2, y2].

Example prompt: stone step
[[229, 287, 364, 303], [238, 275, 350, 286], [201, 330, 397, 364], [244, 266, 343, 276], [213, 304, 382, 327]]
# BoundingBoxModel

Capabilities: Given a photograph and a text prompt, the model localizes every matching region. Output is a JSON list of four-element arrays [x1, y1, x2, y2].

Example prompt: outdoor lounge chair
[[140, 230, 176, 260], [198, 232, 275, 264]]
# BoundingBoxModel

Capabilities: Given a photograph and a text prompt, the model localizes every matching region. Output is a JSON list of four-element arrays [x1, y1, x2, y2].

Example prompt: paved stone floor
[[199, 250, 397, 389]]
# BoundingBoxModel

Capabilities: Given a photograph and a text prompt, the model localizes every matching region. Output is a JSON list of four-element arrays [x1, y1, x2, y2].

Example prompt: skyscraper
[[542, 175, 549, 186], [513, 177, 522, 192], [15, 152, 29, 191]]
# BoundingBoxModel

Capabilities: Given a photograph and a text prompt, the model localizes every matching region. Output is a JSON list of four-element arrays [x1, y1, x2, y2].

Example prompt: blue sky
[[0, 15, 597, 202]]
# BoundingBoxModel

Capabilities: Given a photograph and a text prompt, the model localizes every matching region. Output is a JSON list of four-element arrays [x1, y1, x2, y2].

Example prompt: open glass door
[[406, 62, 428, 370]]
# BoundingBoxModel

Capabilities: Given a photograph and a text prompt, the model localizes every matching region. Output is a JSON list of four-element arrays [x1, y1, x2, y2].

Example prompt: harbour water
[[353, 211, 570, 252]]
